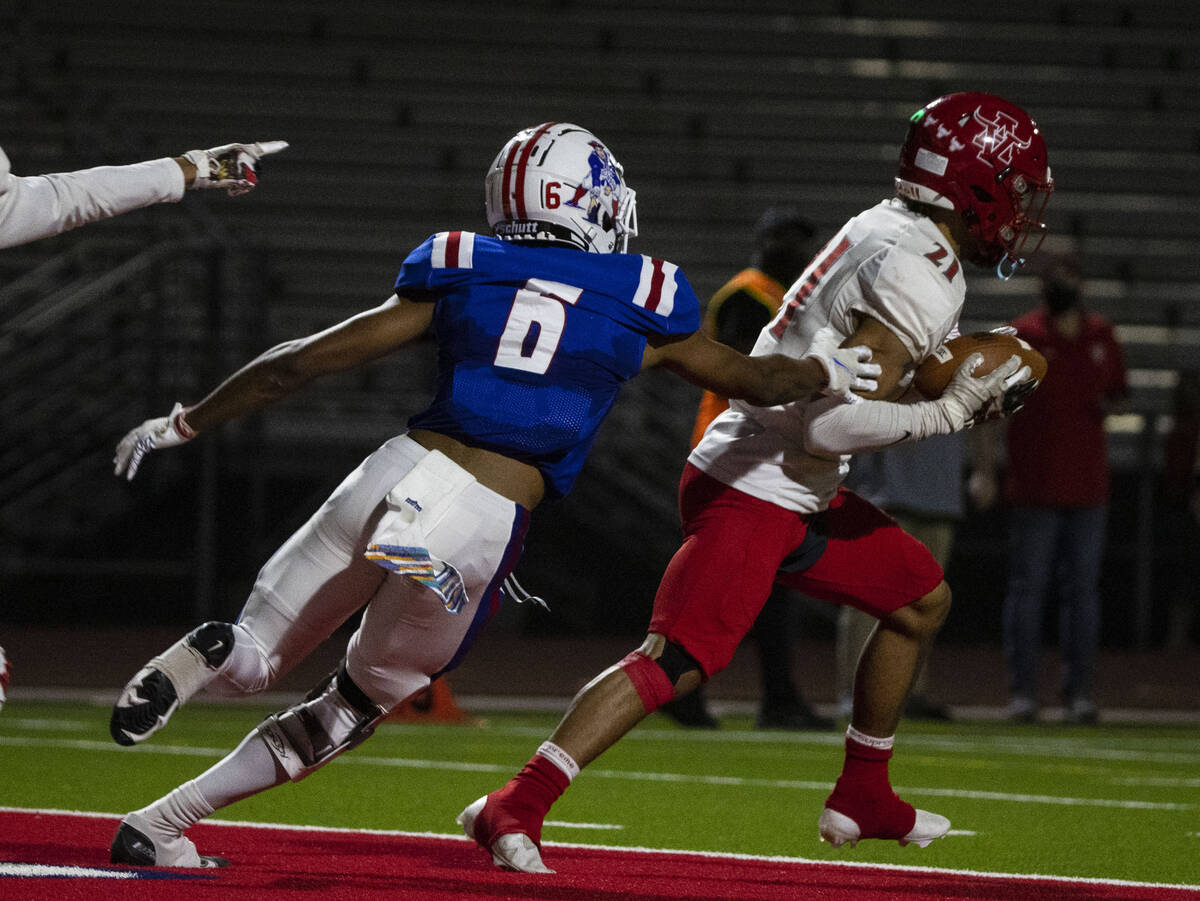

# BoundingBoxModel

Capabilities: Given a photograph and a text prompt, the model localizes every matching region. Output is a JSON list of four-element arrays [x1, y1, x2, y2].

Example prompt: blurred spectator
[[1161, 370, 1200, 652], [971, 257, 1128, 724], [662, 207, 834, 731], [837, 434, 964, 722]]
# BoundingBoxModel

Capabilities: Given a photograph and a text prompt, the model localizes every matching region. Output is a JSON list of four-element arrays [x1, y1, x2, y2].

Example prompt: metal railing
[[0, 236, 250, 621]]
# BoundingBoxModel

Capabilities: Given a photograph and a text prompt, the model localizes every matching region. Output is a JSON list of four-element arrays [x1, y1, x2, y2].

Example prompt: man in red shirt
[[971, 257, 1127, 724]]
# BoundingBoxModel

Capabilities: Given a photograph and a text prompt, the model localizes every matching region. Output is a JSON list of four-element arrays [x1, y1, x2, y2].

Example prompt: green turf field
[[2, 699, 1198, 887]]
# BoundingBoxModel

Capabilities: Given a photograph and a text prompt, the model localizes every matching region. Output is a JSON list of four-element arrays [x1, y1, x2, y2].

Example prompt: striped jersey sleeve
[[394, 231, 477, 299]]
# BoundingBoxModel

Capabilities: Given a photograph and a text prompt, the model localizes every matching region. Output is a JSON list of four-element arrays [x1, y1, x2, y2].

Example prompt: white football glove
[[183, 140, 288, 196], [939, 353, 1031, 430], [985, 326, 1040, 415], [114, 402, 197, 481], [803, 326, 882, 401]]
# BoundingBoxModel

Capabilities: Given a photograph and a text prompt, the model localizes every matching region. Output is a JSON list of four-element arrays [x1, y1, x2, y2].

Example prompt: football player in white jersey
[[462, 92, 1053, 872], [102, 122, 880, 868], [0, 140, 287, 249]]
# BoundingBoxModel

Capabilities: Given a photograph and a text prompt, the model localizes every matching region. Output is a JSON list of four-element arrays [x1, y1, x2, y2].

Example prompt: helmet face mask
[[895, 92, 1053, 276], [485, 122, 638, 254], [994, 166, 1053, 270]]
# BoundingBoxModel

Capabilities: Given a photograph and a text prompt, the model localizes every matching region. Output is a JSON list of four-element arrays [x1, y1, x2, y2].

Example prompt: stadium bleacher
[[3, 0, 1198, 646]]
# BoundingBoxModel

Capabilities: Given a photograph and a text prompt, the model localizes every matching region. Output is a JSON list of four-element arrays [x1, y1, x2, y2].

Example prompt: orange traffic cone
[[387, 678, 480, 725]]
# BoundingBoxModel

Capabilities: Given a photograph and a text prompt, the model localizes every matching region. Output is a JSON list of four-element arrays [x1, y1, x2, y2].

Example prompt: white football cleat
[[457, 796, 554, 874], [488, 833, 554, 874], [818, 806, 950, 849]]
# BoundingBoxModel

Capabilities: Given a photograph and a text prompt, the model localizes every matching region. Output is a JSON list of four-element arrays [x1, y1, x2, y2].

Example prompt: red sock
[[825, 733, 916, 840], [478, 754, 570, 848]]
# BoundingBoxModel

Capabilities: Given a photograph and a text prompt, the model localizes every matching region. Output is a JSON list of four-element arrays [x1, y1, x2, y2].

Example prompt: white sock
[[189, 728, 289, 811], [846, 724, 895, 751], [135, 780, 213, 836], [150, 640, 219, 703], [150, 624, 271, 702]]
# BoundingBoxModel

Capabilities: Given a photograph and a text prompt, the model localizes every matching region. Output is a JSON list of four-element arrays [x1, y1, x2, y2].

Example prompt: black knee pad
[[259, 661, 386, 783], [301, 667, 338, 704], [185, 622, 235, 668], [302, 659, 383, 718], [655, 640, 703, 684]]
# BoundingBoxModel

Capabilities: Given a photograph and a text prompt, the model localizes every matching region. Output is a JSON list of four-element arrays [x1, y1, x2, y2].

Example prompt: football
[[913, 332, 1047, 400]]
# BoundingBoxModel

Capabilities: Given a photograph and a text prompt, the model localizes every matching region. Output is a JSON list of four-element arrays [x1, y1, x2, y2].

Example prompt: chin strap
[[996, 255, 1023, 281]]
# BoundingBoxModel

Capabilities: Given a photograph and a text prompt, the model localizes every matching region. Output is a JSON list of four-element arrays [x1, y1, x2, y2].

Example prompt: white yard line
[[0, 734, 1192, 811], [0, 718, 91, 731], [630, 729, 1200, 763], [12, 687, 1200, 726], [477, 724, 1200, 765], [12, 713, 1197, 764], [0, 863, 137, 879], [1112, 776, 1200, 788]]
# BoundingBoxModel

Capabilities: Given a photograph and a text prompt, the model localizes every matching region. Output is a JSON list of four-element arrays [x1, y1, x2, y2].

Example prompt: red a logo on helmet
[[971, 106, 1032, 167]]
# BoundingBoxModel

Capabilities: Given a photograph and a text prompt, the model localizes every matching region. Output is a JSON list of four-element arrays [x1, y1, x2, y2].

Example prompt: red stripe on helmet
[[512, 122, 557, 220], [500, 141, 522, 221]]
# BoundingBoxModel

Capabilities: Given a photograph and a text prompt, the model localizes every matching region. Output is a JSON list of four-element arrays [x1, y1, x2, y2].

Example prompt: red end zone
[[1, 808, 1196, 901]]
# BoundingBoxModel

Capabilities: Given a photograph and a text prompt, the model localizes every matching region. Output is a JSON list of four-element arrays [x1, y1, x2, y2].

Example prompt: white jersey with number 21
[[689, 198, 966, 514]]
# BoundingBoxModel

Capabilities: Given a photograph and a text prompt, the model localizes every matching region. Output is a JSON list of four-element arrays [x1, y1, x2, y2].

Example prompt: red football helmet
[[895, 92, 1053, 277]]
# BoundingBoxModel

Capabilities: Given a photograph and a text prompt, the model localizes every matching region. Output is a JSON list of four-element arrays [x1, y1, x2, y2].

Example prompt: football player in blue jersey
[[103, 121, 880, 868]]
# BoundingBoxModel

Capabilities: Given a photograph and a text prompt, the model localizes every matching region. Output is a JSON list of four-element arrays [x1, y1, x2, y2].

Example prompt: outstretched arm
[[643, 328, 879, 407], [0, 156, 182, 248], [114, 294, 434, 479], [0, 141, 286, 249]]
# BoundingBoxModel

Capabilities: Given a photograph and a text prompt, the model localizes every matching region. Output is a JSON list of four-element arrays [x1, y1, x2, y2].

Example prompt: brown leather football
[[913, 332, 1048, 400]]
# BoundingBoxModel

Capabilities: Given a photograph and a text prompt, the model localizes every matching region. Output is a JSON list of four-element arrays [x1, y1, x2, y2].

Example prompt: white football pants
[[212, 433, 528, 709]]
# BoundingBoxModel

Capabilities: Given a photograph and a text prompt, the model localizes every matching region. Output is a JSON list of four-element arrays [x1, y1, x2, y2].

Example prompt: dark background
[[3, 0, 1199, 669]]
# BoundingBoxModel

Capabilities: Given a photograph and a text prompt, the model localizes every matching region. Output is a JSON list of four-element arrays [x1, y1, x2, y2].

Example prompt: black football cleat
[[110, 667, 179, 746], [110, 818, 228, 868]]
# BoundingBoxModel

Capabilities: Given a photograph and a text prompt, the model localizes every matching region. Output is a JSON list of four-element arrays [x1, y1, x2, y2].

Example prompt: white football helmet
[[485, 122, 637, 253]]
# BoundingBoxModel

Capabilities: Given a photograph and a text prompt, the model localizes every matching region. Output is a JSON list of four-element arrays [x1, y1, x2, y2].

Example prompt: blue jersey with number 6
[[394, 231, 700, 498]]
